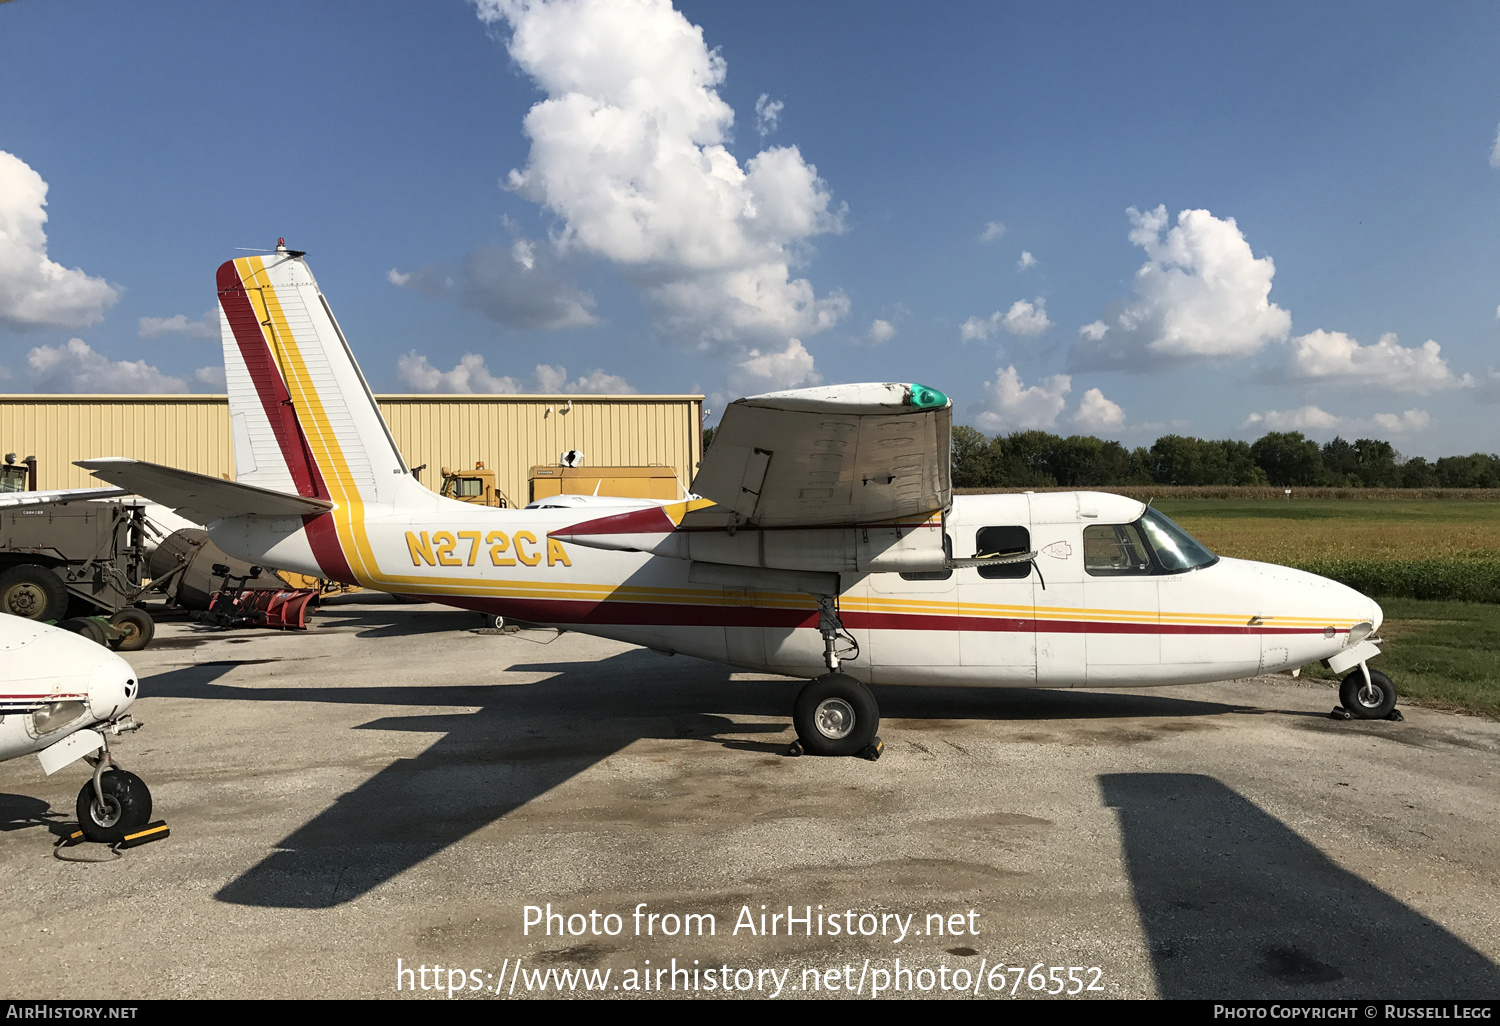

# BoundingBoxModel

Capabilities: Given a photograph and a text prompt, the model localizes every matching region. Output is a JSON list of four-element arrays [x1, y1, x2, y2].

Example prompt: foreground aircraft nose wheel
[[1338, 668, 1397, 720], [792, 673, 880, 757], [75, 770, 152, 844]]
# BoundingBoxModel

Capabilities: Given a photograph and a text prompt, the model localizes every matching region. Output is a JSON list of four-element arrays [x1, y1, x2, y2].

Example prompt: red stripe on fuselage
[[405, 595, 1346, 637]]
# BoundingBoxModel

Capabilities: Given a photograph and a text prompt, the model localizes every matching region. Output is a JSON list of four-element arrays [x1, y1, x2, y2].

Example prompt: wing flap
[[76, 458, 334, 522]]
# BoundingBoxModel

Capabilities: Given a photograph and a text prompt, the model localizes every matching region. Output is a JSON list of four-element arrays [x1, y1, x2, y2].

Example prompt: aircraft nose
[[1369, 597, 1384, 634], [87, 651, 138, 723]]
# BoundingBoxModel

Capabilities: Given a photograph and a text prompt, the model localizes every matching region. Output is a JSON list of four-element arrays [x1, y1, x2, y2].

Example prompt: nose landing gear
[[1332, 666, 1402, 721]]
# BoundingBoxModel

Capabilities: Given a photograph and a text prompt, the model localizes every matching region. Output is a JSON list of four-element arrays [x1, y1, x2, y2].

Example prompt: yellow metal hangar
[[0, 392, 704, 508]]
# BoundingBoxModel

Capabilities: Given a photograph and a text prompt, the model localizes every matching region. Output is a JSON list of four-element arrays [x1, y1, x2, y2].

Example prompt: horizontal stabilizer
[[0, 487, 127, 508], [76, 458, 334, 522]]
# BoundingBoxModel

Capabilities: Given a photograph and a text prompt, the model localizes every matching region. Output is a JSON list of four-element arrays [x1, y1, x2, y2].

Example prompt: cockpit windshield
[[1138, 507, 1218, 572]]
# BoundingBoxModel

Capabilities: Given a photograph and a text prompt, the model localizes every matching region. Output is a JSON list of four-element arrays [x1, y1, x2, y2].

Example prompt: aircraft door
[[957, 524, 1038, 684], [1026, 523, 1086, 686], [868, 535, 960, 678], [1080, 522, 1161, 683]]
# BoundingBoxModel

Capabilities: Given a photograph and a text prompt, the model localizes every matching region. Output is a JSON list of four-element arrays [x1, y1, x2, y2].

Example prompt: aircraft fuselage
[[205, 489, 1380, 690]]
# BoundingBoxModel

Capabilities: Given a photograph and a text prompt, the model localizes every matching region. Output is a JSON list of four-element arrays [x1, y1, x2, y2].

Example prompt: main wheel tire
[[793, 673, 880, 756], [0, 564, 68, 621], [1340, 668, 1397, 720], [75, 770, 152, 844], [108, 608, 155, 651]]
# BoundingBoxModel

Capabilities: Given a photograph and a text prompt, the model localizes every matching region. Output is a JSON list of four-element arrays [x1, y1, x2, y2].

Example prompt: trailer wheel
[[59, 617, 109, 646], [108, 608, 155, 651], [0, 564, 68, 621], [75, 770, 152, 844]]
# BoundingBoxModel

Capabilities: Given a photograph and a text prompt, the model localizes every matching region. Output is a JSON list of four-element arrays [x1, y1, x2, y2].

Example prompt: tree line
[[950, 426, 1500, 489]]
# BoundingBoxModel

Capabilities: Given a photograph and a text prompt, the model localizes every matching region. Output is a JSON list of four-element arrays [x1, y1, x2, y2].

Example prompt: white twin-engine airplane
[[0, 615, 151, 841], [79, 244, 1394, 757]]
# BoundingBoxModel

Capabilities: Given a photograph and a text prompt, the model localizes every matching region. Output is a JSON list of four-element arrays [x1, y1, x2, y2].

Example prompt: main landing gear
[[786, 595, 884, 760]]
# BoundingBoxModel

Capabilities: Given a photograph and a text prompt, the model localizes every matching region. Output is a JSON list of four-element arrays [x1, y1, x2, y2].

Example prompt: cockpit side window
[[976, 525, 1032, 580], [1084, 510, 1219, 576], [1083, 523, 1153, 576], [1139, 508, 1218, 572]]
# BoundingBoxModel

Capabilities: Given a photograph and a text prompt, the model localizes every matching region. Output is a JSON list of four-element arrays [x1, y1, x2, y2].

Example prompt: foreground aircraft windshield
[[1139, 507, 1218, 572]]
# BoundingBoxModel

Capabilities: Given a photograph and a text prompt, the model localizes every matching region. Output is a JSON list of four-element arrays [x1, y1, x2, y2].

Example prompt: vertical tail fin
[[217, 246, 418, 508]]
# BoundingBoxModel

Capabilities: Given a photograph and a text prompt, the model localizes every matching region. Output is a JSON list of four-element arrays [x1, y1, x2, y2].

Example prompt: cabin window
[[1083, 523, 1153, 576], [975, 525, 1032, 580], [901, 534, 953, 581]]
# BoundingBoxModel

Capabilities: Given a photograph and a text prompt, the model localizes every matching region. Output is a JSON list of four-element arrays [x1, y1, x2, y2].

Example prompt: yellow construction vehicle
[[439, 462, 511, 507]]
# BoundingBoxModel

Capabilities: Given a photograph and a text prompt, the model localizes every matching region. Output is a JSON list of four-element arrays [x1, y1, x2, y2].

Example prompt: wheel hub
[[90, 795, 122, 830], [814, 697, 856, 740], [4, 582, 43, 617]]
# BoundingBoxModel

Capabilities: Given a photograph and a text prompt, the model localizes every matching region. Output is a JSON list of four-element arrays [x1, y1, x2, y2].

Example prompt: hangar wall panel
[[0, 394, 703, 504]]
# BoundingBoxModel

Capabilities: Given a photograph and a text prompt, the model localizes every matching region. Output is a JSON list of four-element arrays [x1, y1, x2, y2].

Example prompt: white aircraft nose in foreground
[[0, 615, 153, 840], [78, 244, 1395, 757]]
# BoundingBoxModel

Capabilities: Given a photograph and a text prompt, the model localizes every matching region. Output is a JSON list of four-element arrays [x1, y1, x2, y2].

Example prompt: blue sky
[[2, 0, 1498, 457]]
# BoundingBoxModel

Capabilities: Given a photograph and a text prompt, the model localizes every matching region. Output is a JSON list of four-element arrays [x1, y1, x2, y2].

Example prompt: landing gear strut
[[74, 731, 153, 844], [787, 595, 883, 759]]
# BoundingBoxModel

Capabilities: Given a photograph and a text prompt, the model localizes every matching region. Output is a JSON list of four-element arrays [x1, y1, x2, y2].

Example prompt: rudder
[[217, 244, 417, 509]]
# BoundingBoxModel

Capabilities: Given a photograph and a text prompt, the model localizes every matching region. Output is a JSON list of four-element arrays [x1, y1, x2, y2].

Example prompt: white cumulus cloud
[[726, 338, 821, 396], [972, 365, 1071, 432], [754, 94, 783, 137], [397, 352, 522, 393], [1071, 387, 1126, 432], [1285, 329, 1470, 393], [867, 318, 895, 344], [1017, 250, 1037, 270], [24, 338, 208, 393], [1241, 405, 1431, 436], [473, 0, 846, 363], [535, 363, 638, 393], [1074, 205, 1290, 369], [0, 152, 119, 330], [139, 309, 218, 339], [398, 351, 636, 394], [961, 297, 1052, 341], [1078, 320, 1108, 342], [978, 221, 1006, 243], [1491, 122, 1500, 169]]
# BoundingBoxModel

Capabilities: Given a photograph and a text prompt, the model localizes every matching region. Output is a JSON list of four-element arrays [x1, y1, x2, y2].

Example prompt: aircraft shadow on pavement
[[1099, 773, 1500, 998], [0, 793, 72, 838], [142, 649, 1243, 910]]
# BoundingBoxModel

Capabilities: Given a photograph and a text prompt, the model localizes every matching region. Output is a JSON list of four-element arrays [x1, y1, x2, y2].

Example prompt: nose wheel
[[1335, 667, 1400, 720], [74, 755, 153, 844]]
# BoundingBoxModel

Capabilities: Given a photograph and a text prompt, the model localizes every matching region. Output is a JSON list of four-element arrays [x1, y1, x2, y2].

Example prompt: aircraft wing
[[76, 458, 334, 522], [0, 487, 127, 508], [688, 382, 952, 528]]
